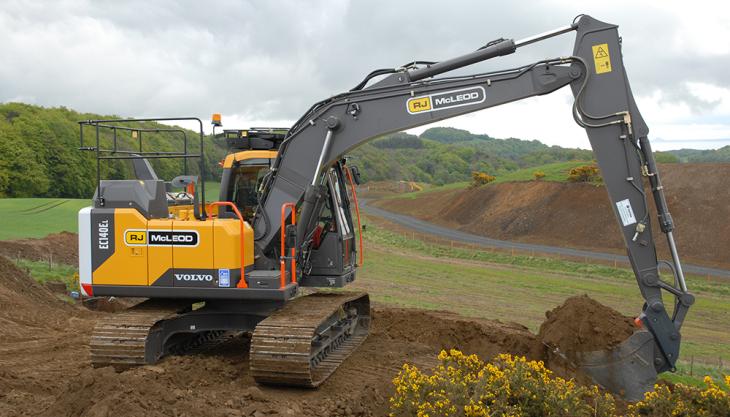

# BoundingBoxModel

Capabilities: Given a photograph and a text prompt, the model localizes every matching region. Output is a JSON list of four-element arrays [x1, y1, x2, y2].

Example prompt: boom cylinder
[[408, 39, 516, 81]]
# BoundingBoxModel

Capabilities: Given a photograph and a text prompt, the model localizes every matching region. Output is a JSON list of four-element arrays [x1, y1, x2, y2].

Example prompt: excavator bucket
[[566, 331, 657, 402]]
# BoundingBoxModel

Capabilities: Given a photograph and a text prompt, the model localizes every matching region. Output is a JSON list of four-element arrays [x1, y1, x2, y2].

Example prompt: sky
[[1, 0, 729, 150]]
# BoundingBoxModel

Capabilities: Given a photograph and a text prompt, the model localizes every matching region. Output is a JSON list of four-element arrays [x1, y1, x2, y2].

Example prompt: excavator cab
[[218, 129, 286, 222]]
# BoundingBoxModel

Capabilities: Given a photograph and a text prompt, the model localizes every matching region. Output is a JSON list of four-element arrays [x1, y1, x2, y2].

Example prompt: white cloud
[[1, 0, 728, 150]]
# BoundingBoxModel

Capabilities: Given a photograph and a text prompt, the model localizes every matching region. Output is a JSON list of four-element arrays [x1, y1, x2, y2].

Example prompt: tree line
[[0, 104, 686, 198]]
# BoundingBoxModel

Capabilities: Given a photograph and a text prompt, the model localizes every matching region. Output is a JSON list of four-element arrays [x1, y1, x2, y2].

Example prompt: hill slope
[[670, 146, 730, 163], [375, 163, 730, 269], [350, 127, 594, 185], [0, 103, 227, 198]]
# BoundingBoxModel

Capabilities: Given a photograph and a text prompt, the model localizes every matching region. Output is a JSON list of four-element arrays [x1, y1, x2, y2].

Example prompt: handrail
[[280, 202, 297, 288], [344, 167, 364, 266], [78, 117, 207, 219], [207, 201, 247, 288]]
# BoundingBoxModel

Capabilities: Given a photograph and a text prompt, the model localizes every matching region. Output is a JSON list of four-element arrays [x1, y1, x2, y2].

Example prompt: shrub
[[533, 171, 546, 181], [389, 350, 616, 417], [567, 164, 601, 183], [470, 172, 496, 188], [390, 350, 730, 417], [627, 376, 730, 417]]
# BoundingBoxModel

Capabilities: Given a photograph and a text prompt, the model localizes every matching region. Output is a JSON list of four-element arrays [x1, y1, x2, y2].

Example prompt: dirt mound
[[372, 307, 543, 360], [0, 255, 75, 337], [0, 254, 94, 417], [375, 163, 730, 269], [0, 231, 78, 265], [538, 294, 636, 355], [33, 306, 544, 417]]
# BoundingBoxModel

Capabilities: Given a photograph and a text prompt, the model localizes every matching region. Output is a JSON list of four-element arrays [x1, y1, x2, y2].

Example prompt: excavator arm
[[254, 15, 693, 398]]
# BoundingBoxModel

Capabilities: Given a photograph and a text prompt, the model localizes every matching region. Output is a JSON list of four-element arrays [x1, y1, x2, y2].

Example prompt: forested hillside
[[669, 146, 730, 163], [350, 127, 593, 184], [0, 103, 691, 198], [0, 103, 227, 198]]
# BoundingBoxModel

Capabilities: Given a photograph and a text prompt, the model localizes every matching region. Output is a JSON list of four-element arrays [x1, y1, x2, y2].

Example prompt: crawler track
[[250, 292, 370, 387], [89, 299, 192, 368]]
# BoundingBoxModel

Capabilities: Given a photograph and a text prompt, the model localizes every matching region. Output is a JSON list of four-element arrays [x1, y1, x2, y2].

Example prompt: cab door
[[308, 163, 357, 278]]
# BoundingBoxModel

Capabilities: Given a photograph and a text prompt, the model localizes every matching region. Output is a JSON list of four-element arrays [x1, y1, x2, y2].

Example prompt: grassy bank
[[378, 160, 592, 201]]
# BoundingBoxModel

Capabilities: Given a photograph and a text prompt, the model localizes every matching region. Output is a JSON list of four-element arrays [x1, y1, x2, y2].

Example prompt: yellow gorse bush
[[390, 350, 614, 417], [469, 172, 496, 188], [627, 376, 730, 417], [390, 350, 730, 417]]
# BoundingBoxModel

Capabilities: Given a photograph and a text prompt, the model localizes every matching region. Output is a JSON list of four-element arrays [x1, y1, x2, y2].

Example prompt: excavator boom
[[251, 15, 693, 399]]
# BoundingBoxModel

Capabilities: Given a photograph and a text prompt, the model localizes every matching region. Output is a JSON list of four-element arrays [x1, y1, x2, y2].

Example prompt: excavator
[[78, 15, 694, 400]]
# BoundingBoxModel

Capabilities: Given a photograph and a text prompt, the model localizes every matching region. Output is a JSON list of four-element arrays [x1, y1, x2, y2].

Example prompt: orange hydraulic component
[[344, 167, 364, 266], [280, 202, 297, 288], [207, 201, 247, 288]]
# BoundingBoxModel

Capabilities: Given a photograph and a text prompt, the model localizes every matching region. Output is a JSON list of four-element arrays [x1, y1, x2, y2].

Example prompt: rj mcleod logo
[[124, 230, 199, 247], [406, 86, 486, 114]]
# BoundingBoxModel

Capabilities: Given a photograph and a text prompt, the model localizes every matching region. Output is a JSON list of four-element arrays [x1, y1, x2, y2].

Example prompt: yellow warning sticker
[[592, 43, 611, 74]]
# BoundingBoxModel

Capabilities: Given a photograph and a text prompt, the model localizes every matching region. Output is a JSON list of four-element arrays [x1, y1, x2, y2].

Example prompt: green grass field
[[0, 182, 222, 240], [0, 198, 89, 240]]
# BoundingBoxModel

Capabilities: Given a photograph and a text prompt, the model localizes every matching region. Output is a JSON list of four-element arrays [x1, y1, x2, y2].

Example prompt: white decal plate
[[616, 199, 637, 226]]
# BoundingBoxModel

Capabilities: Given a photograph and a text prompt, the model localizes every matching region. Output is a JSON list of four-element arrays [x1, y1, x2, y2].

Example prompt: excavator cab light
[[211, 113, 222, 127]]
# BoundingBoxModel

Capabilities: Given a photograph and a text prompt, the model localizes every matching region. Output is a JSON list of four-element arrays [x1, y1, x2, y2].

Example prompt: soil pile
[[36, 306, 543, 417], [375, 163, 730, 269], [538, 294, 636, 355], [372, 307, 543, 360], [0, 254, 94, 417], [0, 231, 78, 265], [0, 255, 76, 338]]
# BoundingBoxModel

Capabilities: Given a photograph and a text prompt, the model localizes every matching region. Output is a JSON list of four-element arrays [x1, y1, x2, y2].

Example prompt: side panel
[[173, 219, 215, 287], [212, 218, 254, 288], [78, 207, 93, 296], [147, 218, 174, 286], [93, 209, 149, 286]]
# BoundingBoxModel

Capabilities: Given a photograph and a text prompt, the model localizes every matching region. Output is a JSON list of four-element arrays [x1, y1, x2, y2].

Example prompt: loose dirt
[[0, 236, 634, 416], [375, 163, 730, 269], [538, 294, 636, 355], [0, 231, 78, 265]]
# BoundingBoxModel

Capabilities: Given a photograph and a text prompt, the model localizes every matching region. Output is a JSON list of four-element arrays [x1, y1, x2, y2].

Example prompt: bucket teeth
[[250, 291, 370, 387]]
